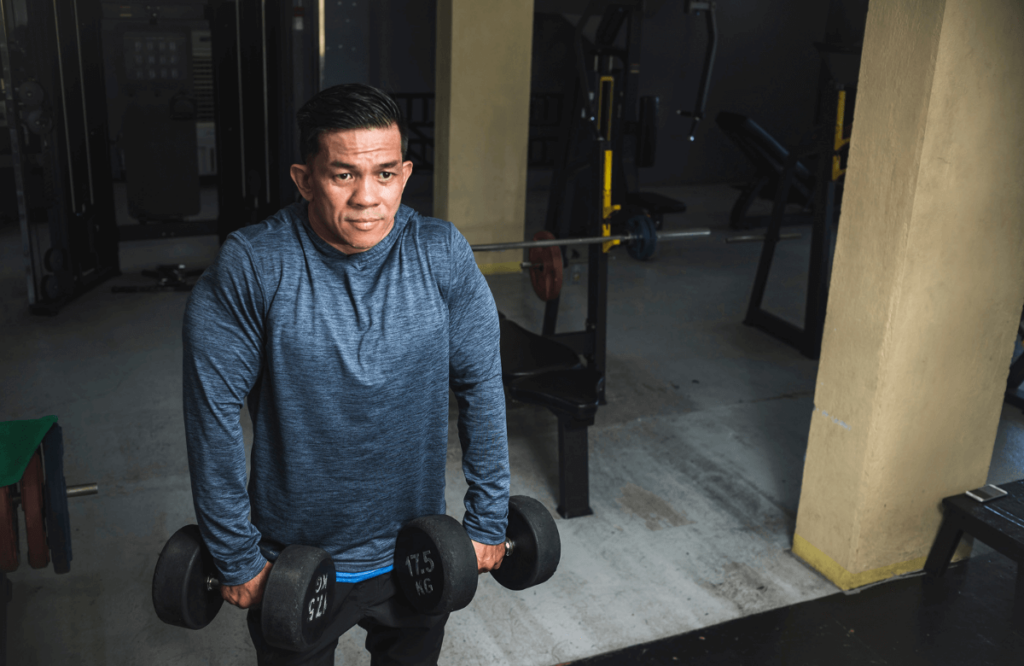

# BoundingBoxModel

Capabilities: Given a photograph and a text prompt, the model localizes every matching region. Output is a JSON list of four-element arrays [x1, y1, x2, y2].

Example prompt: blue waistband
[[335, 564, 393, 584]]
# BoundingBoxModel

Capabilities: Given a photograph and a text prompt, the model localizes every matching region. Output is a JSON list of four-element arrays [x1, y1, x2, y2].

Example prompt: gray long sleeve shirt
[[182, 201, 509, 586]]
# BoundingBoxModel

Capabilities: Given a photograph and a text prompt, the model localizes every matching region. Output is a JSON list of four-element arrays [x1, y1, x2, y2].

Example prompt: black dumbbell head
[[394, 515, 478, 615], [491, 496, 561, 591], [261, 545, 336, 652], [152, 525, 224, 630]]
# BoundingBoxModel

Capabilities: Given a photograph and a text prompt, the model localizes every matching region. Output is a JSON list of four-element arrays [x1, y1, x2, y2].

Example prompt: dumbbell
[[393, 495, 560, 615], [152, 525, 335, 652]]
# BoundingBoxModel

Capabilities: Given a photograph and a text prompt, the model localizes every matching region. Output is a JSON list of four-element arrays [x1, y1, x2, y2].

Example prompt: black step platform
[[925, 479, 1024, 580]]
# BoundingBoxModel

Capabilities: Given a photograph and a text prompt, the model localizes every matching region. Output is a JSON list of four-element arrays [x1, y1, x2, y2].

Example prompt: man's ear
[[290, 162, 313, 201]]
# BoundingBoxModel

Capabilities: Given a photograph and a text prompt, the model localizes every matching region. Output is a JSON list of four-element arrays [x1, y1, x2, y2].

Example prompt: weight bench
[[925, 479, 1024, 592], [715, 111, 815, 230], [498, 314, 602, 518], [626, 191, 687, 230]]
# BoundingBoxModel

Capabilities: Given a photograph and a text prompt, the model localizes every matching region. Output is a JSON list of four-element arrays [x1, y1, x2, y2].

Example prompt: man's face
[[290, 124, 413, 254]]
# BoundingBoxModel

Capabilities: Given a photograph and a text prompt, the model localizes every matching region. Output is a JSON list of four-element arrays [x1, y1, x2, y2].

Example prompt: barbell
[[725, 232, 802, 244], [470, 228, 710, 253], [471, 216, 710, 302]]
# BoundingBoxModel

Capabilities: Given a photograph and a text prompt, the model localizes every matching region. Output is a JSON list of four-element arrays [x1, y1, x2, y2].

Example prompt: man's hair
[[297, 83, 407, 163]]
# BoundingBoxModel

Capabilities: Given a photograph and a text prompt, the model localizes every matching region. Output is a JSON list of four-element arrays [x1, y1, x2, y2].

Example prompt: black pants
[[246, 572, 449, 666]]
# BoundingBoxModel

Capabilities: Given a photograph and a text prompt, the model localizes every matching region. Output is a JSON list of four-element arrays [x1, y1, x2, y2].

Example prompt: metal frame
[[743, 82, 849, 360], [1, 0, 120, 315], [211, 0, 309, 243]]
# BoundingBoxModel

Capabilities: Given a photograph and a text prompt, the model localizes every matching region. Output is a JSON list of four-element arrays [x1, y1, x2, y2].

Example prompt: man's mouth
[[346, 218, 384, 229]]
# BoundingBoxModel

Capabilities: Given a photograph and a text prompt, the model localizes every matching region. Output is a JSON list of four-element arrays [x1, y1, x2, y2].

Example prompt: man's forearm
[[453, 373, 511, 544]]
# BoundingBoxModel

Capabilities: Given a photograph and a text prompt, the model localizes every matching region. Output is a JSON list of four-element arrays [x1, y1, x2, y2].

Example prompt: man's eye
[[380, 172, 394, 180], [335, 173, 352, 181]]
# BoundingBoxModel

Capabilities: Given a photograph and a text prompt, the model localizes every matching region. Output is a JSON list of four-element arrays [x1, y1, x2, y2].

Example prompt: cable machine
[[1, 0, 319, 314]]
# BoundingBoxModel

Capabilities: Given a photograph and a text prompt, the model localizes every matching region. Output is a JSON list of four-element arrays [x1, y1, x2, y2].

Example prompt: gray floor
[[3, 183, 1023, 665]]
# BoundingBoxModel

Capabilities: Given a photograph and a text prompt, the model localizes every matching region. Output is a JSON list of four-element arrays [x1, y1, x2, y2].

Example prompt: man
[[182, 83, 509, 665]]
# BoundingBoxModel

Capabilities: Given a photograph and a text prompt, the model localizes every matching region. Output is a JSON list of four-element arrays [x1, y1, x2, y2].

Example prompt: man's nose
[[348, 176, 380, 208]]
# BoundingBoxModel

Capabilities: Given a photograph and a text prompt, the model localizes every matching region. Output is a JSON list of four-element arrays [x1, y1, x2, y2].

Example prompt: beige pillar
[[793, 0, 1024, 590], [434, 0, 535, 274]]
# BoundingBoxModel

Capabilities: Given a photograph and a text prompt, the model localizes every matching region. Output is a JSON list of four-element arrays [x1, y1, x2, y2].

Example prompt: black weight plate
[[24, 108, 53, 136], [491, 496, 561, 591], [152, 524, 223, 630], [262, 544, 336, 651], [0, 485, 19, 573], [40, 424, 71, 574], [394, 515, 477, 615], [529, 232, 564, 302], [43, 247, 65, 273], [41, 274, 61, 301], [17, 81, 44, 105], [20, 451, 49, 570], [626, 215, 657, 261]]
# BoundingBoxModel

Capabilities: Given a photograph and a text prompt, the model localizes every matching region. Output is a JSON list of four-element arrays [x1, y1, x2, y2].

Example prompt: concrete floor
[[2, 183, 1023, 665]]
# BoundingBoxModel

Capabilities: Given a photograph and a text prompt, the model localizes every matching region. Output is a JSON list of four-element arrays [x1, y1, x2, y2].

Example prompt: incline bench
[[715, 111, 815, 230], [498, 313, 602, 518]]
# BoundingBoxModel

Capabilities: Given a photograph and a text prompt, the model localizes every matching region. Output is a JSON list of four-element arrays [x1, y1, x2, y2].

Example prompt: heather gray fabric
[[182, 201, 509, 586]]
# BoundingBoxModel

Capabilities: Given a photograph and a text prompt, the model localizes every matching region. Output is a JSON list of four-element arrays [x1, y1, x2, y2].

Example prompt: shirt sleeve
[[181, 233, 267, 586], [447, 226, 511, 545]]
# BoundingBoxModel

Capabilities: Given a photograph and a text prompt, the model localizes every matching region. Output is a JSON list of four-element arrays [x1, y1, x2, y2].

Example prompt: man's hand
[[472, 540, 505, 573], [221, 560, 273, 609]]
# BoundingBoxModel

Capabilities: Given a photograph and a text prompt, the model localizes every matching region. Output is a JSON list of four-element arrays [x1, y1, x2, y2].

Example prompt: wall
[[318, 0, 868, 188]]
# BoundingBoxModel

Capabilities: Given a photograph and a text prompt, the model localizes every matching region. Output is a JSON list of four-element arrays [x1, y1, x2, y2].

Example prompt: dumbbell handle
[[206, 537, 516, 592]]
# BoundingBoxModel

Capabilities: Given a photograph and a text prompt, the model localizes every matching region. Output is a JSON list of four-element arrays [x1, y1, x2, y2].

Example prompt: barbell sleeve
[[10, 482, 98, 506], [66, 483, 98, 498], [470, 227, 711, 252]]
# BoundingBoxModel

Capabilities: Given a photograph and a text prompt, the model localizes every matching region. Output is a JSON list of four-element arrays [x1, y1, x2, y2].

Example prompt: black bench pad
[[507, 368, 602, 422], [499, 314, 581, 381], [627, 191, 687, 215]]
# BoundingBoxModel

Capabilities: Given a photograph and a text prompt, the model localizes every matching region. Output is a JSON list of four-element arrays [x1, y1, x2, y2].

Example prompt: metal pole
[[726, 233, 802, 244], [470, 228, 710, 252]]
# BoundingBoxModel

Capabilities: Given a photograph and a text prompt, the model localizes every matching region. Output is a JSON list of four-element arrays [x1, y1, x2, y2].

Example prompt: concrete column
[[434, 0, 534, 274], [793, 0, 1024, 589]]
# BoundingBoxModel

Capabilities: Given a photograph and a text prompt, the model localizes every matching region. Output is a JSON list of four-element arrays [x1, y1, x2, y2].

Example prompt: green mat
[[0, 416, 58, 487]]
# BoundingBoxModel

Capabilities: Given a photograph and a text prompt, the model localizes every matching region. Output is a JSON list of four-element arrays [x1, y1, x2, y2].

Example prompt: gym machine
[[1, 0, 319, 314], [482, 0, 715, 518], [0, 0, 120, 315], [732, 43, 858, 360]]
